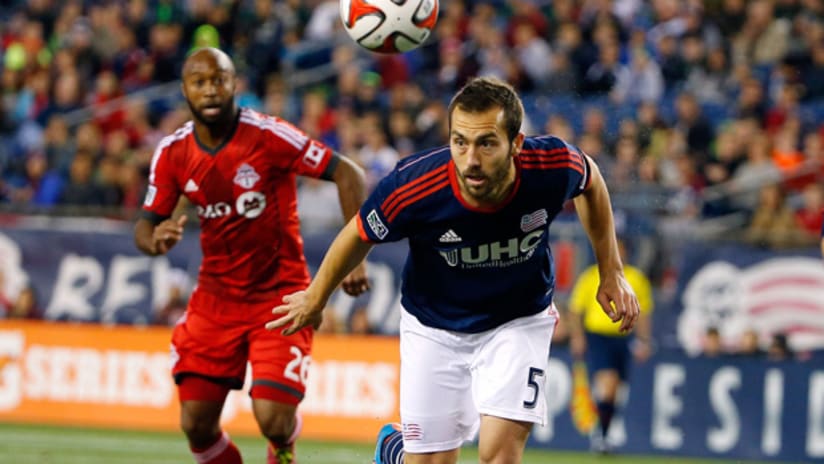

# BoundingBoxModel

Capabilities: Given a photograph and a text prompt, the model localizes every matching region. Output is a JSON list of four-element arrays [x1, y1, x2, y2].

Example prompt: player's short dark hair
[[448, 77, 524, 142]]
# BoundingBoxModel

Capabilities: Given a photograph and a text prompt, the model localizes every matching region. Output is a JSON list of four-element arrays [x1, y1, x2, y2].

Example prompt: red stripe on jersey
[[381, 164, 448, 213], [519, 147, 569, 157], [386, 176, 450, 222], [521, 161, 585, 176]]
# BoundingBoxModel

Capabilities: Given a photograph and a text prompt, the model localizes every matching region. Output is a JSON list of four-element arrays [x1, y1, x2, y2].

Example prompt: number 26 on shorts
[[523, 367, 545, 409], [283, 346, 311, 386]]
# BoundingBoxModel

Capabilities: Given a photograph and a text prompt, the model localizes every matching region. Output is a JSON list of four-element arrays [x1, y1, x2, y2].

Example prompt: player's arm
[[267, 217, 373, 335], [134, 215, 188, 256], [327, 153, 369, 295], [572, 156, 639, 332]]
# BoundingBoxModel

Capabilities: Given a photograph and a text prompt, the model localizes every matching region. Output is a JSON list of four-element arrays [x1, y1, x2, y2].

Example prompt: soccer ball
[[340, 0, 439, 54]]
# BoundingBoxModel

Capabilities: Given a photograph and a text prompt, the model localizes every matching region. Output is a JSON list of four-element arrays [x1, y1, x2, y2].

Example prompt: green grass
[[0, 422, 789, 464]]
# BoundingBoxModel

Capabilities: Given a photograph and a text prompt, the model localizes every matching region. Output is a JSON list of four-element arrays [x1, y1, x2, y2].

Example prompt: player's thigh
[[247, 312, 313, 405], [473, 308, 557, 426], [171, 292, 249, 389], [399, 309, 476, 454], [477, 415, 532, 464]]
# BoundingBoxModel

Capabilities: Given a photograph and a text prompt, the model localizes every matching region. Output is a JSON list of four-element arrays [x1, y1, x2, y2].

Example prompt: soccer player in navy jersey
[[134, 48, 368, 464], [267, 77, 639, 464]]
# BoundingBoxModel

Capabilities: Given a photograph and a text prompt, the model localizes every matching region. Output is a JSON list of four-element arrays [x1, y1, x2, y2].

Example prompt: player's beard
[[187, 99, 235, 129], [459, 151, 515, 205]]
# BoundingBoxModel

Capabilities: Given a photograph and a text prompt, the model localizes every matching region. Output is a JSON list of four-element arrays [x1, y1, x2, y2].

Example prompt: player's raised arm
[[267, 217, 373, 335], [572, 156, 640, 333], [328, 153, 370, 296]]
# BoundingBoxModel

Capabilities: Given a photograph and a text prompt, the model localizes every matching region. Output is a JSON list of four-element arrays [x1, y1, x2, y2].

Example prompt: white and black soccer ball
[[340, 0, 439, 54]]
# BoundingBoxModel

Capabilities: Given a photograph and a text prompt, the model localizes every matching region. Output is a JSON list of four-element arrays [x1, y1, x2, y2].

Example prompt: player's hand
[[267, 290, 324, 336], [596, 272, 640, 333], [341, 262, 369, 296], [152, 215, 187, 255]]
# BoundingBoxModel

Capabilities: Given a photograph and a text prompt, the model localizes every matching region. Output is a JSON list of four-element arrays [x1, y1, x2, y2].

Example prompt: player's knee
[[180, 410, 221, 447], [257, 410, 295, 444], [477, 447, 522, 464]]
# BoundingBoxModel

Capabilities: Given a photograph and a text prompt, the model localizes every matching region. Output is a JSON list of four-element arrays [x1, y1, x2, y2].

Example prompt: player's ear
[[512, 132, 525, 155]]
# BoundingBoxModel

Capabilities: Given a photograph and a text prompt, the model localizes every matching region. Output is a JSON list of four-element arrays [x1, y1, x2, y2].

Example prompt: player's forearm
[[306, 218, 373, 308], [333, 156, 367, 221], [134, 219, 158, 256], [574, 162, 623, 276]]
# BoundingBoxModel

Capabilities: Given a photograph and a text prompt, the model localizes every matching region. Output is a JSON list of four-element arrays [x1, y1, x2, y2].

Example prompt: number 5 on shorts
[[523, 367, 545, 409]]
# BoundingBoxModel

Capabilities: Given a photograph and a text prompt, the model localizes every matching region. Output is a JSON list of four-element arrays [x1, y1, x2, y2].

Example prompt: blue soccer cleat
[[373, 423, 402, 464]]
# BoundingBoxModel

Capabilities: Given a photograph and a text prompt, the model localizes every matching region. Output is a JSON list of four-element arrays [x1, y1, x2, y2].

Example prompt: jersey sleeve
[[265, 117, 336, 179], [356, 169, 411, 243], [142, 143, 181, 222], [562, 142, 591, 201]]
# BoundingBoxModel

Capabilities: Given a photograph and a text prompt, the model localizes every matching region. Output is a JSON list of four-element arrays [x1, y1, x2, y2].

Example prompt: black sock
[[596, 401, 615, 437]]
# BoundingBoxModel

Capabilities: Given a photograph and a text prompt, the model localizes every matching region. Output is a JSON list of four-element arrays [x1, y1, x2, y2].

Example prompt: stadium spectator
[[820, 212, 824, 258], [568, 237, 653, 454], [768, 333, 793, 361], [795, 183, 824, 243], [736, 328, 765, 358], [133, 48, 367, 464], [8, 284, 40, 319], [702, 327, 724, 358], [745, 183, 800, 249], [267, 77, 639, 464]]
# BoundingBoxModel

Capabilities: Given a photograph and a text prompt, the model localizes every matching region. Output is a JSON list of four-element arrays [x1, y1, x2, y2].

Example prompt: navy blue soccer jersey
[[356, 135, 591, 333]]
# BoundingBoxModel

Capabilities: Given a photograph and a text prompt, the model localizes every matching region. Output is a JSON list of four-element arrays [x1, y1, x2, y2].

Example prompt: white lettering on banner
[[301, 361, 397, 417], [45, 254, 104, 320], [0, 331, 24, 411], [100, 256, 153, 324], [23, 345, 171, 407], [652, 364, 684, 450], [807, 372, 824, 457], [532, 358, 572, 443], [707, 367, 741, 452], [762, 369, 784, 455]]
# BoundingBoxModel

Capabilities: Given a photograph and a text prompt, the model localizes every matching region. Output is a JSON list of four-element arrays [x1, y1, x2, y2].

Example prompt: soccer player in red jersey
[[134, 48, 368, 464]]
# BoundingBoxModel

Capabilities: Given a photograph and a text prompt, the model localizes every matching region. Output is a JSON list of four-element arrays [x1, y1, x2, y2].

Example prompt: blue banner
[[531, 348, 824, 463]]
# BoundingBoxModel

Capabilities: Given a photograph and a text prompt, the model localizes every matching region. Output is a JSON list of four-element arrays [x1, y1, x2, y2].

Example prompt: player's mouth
[[463, 173, 487, 188], [201, 104, 223, 117]]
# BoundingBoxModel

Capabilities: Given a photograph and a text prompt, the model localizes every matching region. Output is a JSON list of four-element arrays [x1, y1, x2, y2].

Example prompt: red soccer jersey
[[143, 108, 336, 302]]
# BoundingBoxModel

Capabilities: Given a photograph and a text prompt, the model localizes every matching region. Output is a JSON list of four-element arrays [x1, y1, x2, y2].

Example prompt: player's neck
[[194, 108, 240, 151]]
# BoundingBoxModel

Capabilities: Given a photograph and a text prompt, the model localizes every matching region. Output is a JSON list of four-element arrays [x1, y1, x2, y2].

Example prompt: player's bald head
[[182, 47, 236, 77]]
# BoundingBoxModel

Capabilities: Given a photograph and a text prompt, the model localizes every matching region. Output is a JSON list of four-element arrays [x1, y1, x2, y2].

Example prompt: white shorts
[[398, 305, 558, 453]]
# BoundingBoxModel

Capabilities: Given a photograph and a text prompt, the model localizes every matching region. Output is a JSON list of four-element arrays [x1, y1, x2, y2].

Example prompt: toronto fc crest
[[234, 163, 261, 189]]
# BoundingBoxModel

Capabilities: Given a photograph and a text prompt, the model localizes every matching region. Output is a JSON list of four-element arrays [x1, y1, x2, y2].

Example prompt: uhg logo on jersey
[[438, 229, 544, 269]]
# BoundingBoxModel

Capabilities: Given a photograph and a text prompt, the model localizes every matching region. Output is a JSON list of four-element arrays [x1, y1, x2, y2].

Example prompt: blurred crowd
[[0, 0, 822, 245]]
